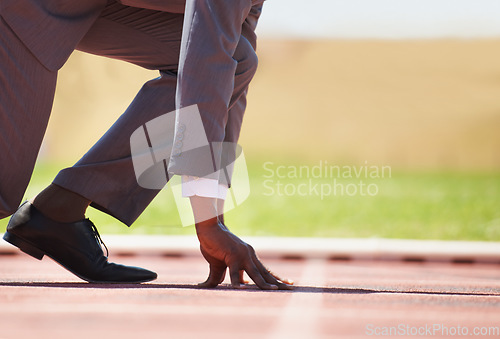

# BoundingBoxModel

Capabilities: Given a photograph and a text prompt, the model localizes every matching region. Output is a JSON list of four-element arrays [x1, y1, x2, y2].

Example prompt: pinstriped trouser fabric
[[0, 16, 57, 217], [0, 0, 260, 225]]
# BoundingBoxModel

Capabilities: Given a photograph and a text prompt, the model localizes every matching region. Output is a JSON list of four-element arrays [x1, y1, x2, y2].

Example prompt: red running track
[[1, 253, 500, 338]]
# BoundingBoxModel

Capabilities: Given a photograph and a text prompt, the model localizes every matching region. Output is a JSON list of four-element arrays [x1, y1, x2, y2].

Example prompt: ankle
[[32, 184, 91, 223]]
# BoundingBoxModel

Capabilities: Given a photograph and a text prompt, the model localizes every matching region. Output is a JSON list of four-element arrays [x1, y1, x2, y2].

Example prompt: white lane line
[[268, 258, 327, 339]]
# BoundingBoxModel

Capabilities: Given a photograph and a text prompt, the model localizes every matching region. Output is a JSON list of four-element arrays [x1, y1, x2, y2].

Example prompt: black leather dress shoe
[[3, 202, 157, 283]]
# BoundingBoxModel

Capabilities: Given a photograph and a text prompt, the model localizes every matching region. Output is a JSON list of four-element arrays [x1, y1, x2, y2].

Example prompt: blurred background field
[[1, 37, 498, 241], [13, 161, 500, 241]]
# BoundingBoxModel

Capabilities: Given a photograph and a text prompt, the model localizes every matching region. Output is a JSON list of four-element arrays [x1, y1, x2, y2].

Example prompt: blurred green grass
[[1, 159, 499, 241]]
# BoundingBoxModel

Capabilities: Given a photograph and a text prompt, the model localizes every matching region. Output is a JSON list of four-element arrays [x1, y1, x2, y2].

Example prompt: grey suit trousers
[[0, 0, 262, 225]]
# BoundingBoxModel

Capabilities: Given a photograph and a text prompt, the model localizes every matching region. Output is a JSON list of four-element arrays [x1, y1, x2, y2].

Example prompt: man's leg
[[1, 7, 158, 283], [26, 2, 257, 225], [0, 16, 57, 218], [36, 2, 184, 225], [45, 1, 261, 226]]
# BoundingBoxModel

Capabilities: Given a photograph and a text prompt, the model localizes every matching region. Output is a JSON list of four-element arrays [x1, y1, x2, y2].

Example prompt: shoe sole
[[2, 231, 156, 284], [3, 231, 45, 260]]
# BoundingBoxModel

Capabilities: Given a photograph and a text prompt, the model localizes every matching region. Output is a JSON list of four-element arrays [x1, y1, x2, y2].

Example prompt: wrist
[[195, 217, 231, 240], [195, 216, 219, 231], [189, 195, 220, 225]]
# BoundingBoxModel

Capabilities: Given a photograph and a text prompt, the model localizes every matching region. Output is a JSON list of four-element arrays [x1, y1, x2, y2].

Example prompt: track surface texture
[[1, 254, 500, 338]]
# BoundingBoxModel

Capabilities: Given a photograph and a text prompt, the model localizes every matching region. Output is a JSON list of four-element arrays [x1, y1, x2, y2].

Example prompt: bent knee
[[0, 197, 23, 220]]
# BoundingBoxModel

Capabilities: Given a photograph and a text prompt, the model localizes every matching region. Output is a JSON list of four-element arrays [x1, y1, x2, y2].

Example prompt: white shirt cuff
[[181, 175, 228, 200]]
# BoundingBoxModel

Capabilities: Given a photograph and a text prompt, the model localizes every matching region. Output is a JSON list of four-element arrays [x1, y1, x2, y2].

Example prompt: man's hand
[[195, 218, 293, 290]]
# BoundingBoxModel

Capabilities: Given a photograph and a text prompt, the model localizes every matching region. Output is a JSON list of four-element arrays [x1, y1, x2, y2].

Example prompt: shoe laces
[[89, 220, 109, 258]]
